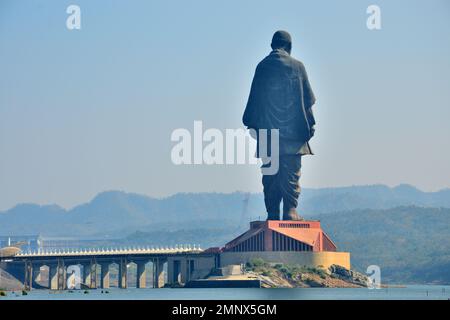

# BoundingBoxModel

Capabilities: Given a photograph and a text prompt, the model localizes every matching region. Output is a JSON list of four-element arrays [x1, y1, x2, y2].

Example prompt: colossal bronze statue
[[243, 30, 316, 221]]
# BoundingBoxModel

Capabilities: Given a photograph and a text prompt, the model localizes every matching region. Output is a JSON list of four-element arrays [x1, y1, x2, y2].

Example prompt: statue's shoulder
[[257, 54, 273, 67], [256, 52, 306, 76], [290, 56, 306, 71]]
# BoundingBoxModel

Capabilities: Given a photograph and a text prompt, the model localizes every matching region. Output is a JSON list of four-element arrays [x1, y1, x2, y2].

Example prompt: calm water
[[1, 285, 449, 300]]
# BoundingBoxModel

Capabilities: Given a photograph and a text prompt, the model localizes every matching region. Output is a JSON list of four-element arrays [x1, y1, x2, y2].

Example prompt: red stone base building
[[223, 220, 337, 253]]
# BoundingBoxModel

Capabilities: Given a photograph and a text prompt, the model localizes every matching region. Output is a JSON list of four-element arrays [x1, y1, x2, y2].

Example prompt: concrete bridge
[[2, 245, 218, 290]]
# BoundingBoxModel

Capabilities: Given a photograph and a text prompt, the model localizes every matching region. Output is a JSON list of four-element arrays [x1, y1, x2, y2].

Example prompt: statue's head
[[271, 30, 292, 54]]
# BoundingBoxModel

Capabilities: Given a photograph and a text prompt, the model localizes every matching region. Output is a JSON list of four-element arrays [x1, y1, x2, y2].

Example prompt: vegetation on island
[[245, 258, 368, 288]]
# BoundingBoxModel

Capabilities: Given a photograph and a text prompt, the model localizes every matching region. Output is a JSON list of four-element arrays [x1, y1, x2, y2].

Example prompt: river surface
[[1, 285, 449, 300]]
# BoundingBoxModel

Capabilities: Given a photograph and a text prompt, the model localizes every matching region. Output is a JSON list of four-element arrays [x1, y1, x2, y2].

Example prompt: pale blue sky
[[1, 0, 449, 210]]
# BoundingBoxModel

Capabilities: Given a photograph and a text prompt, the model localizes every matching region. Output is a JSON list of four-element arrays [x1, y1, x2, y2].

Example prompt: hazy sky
[[1, 0, 449, 210]]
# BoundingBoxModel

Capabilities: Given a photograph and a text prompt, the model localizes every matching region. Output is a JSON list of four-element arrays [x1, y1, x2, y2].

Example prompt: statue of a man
[[243, 30, 316, 221]]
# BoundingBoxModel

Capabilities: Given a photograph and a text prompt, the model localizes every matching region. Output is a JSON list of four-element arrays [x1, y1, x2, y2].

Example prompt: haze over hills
[[1, 184, 450, 237]]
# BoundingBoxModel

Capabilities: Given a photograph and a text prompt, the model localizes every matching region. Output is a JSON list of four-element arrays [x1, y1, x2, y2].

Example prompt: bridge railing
[[15, 244, 203, 257]]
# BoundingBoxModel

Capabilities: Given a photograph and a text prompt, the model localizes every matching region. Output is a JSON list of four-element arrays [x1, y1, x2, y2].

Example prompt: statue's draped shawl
[[243, 49, 316, 145]]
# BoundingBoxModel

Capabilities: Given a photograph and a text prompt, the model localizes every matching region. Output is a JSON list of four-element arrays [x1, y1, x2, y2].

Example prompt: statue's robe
[[243, 48, 316, 215], [243, 48, 316, 153]]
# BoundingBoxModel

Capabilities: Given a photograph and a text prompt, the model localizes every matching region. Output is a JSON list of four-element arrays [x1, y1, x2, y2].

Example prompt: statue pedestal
[[220, 220, 350, 269], [225, 220, 337, 252]]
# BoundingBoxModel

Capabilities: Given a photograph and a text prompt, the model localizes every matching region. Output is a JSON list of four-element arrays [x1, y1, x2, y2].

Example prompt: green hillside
[[317, 206, 450, 284]]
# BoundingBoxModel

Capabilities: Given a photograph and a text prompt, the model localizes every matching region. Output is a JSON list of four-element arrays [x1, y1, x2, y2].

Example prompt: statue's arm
[[300, 63, 316, 137], [300, 63, 316, 109], [243, 66, 261, 129], [306, 107, 316, 137]]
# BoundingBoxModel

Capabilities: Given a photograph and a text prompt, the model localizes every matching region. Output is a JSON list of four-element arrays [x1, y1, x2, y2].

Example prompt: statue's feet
[[267, 213, 280, 220], [283, 209, 304, 221]]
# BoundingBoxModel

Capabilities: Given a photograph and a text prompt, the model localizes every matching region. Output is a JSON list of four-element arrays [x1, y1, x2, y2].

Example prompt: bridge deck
[[11, 246, 204, 260]]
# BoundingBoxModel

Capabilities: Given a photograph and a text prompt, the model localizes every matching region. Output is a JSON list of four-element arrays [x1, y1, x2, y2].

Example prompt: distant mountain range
[[1, 184, 449, 237], [1, 184, 450, 284]]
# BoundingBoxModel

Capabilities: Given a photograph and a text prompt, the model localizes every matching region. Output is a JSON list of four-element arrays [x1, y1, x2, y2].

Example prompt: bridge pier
[[58, 260, 66, 290], [100, 263, 110, 289], [22, 261, 50, 290], [31, 263, 44, 289], [118, 258, 127, 289], [137, 261, 147, 288], [168, 258, 181, 286], [153, 258, 165, 288], [49, 264, 56, 290], [186, 259, 194, 283], [82, 263, 91, 288], [167, 257, 192, 286], [23, 261, 33, 290], [89, 260, 97, 289], [49, 263, 66, 290], [167, 259, 174, 285], [180, 259, 188, 284], [83, 260, 97, 289]]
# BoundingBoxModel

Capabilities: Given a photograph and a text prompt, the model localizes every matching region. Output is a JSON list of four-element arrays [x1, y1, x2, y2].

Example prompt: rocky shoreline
[[244, 259, 368, 288]]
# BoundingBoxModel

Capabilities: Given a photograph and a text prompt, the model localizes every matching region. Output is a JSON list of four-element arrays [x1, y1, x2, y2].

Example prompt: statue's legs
[[280, 155, 302, 220], [262, 154, 302, 220], [262, 168, 282, 220]]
